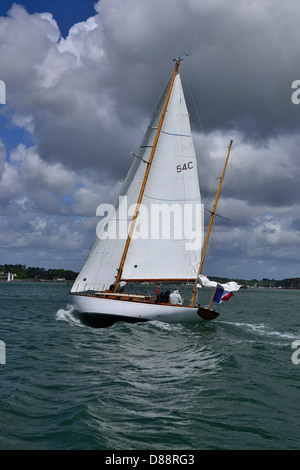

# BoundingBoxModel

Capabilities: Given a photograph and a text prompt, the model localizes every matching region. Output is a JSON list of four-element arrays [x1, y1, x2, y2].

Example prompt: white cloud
[[0, 0, 299, 278]]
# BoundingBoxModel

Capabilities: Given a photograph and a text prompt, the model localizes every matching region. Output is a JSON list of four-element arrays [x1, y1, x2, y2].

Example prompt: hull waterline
[[68, 292, 219, 328]]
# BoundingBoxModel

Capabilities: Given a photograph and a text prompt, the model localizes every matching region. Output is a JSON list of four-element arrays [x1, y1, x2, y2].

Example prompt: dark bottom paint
[[79, 308, 219, 327], [197, 307, 219, 320], [80, 312, 149, 328]]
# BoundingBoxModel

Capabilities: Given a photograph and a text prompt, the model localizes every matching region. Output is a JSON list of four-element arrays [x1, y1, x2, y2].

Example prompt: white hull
[[68, 292, 219, 327]]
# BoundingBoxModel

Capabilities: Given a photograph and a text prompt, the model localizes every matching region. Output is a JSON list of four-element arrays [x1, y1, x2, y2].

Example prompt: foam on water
[[222, 320, 299, 343], [149, 320, 184, 331], [55, 304, 85, 327]]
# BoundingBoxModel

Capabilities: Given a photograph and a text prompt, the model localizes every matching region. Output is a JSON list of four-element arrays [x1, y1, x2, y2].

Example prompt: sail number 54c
[[176, 161, 193, 172]]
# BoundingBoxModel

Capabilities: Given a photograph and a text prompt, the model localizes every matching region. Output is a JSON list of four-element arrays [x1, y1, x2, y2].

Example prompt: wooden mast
[[114, 58, 182, 291], [190, 139, 233, 306]]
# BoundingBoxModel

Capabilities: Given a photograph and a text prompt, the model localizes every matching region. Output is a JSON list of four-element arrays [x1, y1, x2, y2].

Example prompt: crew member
[[169, 289, 183, 305]]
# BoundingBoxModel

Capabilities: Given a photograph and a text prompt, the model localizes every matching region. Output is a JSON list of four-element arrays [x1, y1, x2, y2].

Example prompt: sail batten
[[161, 130, 191, 137]]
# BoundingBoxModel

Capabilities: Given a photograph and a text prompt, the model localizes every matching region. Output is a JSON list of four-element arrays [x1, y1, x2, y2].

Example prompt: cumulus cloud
[[0, 0, 299, 278]]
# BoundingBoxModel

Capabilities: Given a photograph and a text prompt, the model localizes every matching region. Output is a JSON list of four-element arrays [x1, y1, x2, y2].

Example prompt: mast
[[190, 139, 233, 306], [114, 58, 183, 291]]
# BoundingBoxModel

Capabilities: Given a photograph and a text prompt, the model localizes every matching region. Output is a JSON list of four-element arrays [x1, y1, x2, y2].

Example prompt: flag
[[212, 284, 234, 303], [198, 275, 241, 291]]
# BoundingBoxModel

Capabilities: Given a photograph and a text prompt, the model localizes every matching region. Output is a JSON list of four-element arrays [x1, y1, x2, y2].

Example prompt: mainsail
[[71, 71, 202, 293]]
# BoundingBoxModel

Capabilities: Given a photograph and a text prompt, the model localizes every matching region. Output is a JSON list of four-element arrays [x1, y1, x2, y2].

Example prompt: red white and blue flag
[[212, 284, 234, 303]]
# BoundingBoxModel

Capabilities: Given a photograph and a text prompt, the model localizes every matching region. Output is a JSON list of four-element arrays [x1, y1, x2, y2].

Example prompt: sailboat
[[69, 58, 239, 327], [7, 272, 14, 282]]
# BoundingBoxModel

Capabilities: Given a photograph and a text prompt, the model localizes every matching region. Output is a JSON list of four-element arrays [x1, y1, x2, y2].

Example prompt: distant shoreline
[[1, 278, 299, 289], [0, 278, 74, 283]]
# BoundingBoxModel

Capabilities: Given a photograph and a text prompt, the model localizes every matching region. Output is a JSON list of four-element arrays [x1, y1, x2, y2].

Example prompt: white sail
[[122, 74, 202, 281], [7, 272, 15, 282], [197, 274, 241, 292], [71, 72, 202, 293]]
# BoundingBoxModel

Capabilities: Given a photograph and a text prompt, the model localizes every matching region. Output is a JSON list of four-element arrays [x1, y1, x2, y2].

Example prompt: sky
[[0, 0, 299, 281]]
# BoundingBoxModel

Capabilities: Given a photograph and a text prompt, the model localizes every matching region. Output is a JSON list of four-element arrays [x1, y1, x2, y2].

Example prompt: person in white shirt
[[169, 289, 183, 305]]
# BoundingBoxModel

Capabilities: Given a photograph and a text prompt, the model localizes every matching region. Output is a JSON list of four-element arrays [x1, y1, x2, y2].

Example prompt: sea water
[[0, 281, 300, 450]]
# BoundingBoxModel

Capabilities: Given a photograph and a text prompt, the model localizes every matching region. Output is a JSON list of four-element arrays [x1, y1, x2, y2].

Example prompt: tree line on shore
[[0, 264, 78, 281], [211, 276, 300, 289], [1, 264, 299, 288]]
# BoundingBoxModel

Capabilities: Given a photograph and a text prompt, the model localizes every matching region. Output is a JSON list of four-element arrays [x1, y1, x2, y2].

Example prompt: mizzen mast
[[190, 139, 233, 306]]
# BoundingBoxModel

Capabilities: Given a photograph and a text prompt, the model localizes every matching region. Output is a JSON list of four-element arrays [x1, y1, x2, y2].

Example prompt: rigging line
[[143, 194, 200, 202], [204, 207, 230, 221], [202, 219, 216, 273], [131, 153, 149, 165], [181, 70, 204, 134], [129, 76, 171, 159]]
